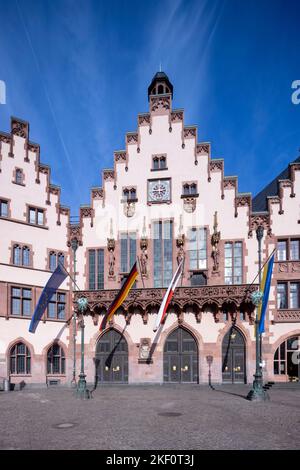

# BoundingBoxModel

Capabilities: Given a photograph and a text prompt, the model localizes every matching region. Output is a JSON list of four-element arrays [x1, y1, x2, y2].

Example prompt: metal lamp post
[[71, 239, 78, 388], [76, 297, 90, 399], [247, 225, 270, 401]]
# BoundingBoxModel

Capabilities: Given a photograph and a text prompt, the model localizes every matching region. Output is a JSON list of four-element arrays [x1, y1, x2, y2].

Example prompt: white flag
[[153, 260, 184, 332]]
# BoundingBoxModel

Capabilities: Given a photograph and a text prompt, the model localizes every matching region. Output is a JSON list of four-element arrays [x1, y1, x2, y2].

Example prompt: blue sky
[[0, 0, 299, 215]]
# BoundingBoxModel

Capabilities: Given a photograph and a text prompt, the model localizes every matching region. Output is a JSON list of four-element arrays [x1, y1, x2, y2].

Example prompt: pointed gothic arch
[[95, 328, 128, 383], [163, 326, 198, 383]]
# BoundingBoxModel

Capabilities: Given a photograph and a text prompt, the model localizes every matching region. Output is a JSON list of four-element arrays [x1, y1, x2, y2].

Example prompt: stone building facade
[[0, 72, 299, 387]]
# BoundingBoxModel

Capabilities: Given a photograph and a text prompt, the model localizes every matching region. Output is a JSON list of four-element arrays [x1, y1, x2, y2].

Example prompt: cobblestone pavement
[[0, 384, 299, 450]]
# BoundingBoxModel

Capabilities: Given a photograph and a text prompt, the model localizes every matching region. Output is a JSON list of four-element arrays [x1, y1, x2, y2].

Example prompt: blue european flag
[[29, 263, 68, 333]]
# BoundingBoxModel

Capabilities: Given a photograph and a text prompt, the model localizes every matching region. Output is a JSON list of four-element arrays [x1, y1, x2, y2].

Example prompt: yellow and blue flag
[[258, 251, 275, 334], [29, 263, 68, 333]]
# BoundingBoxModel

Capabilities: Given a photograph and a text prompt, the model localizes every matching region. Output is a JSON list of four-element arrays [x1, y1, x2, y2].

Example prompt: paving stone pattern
[[0, 384, 299, 450]]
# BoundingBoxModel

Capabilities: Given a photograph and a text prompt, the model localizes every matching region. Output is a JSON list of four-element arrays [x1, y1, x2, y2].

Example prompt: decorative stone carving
[[80, 206, 93, 218], [27, 142, 39, 153], [248, 213, 271, 238], [49, 185, 60, 196], [114, 151, 127, 163], [184, 127, 196, 138], [276, 261, 300, 273], [210, 160, 223, 171], [139, 242, 148, 276], [224, 178, 236, 190], [107, 239, 115, 277], [213, 311, 221, 323], [197, 143, 210, 154], [211, 211, 221, 273], [67, 223, 82, 247], [141, 311, 148, 325], [292, 262, 300, 272], [138, 114, 150, 125], [11, 118, 28, 139], [125, 311, 132, 325], [278, 262, 288, 273], [107, 219, 115, 278], [103, 170, 114, 181], [183, 197, 196, 213], [139, 338, 151, 361], [0, 132, 11, 144], [236, 195, 251, 207], [176, 237, 185, 266], [39, 164, 49, 175], [123, 201, 135, 217], [74, 284, 258, 317], [274, 310, 300, 322], [92, 188, 104, 199], [126, 133, 138, 144], [150, 96, 170, 112], [171, 111, 183, 122], [176, 216, 185, 268], [59, 206, 69, 216]]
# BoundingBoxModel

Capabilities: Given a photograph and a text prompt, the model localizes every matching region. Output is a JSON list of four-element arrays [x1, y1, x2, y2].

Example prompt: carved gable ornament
[[183, 197, 196, 213], [123, 201, 135, 217]]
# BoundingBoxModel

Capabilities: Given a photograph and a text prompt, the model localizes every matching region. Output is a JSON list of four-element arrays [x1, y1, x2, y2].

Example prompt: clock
[[148, 179, 171, 203]]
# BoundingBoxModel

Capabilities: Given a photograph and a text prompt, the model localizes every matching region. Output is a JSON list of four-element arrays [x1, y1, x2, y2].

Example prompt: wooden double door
[[222, 327, 246, 383], [96, 329, 128, 383], [164, 327, 198, 383]]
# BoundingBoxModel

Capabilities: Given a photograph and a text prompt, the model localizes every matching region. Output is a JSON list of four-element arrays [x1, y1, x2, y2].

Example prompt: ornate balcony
[[73, 284, 257, 325]]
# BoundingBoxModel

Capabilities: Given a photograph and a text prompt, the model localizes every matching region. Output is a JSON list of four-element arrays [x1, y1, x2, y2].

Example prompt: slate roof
[[252, 156, 300, 212]]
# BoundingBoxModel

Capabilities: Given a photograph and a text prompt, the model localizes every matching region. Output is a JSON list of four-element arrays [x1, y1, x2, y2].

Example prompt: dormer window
[[182, 183, 198, 197], [122, 187, 137, 202], [152, 154, 167, 171]]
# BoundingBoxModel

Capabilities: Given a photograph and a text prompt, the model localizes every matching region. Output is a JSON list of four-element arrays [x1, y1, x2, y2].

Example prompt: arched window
[[49, 251, 57, 271], [22, 246, 30, 266], [129, 188, 136, 200], [47, 343, 65, 374], [274, 336, 300, 380], [15, 169, 23, 185], [158, 84, 164, 94], [13, 244, 21, 265], [58, 253, 64, 268], [160, 156, 166, 169], [10, 342, 31, 374]]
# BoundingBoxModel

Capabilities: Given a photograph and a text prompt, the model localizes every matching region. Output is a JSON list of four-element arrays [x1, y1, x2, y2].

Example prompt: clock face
[[148, 179, 171, 202]]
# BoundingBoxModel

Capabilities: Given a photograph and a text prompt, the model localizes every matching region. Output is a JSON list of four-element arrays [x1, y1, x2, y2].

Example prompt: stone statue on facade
[[176, 215, 185, 269], [139, 217, 148, 277], [107, 219, 115, 278], [211, 211, 221, 272]]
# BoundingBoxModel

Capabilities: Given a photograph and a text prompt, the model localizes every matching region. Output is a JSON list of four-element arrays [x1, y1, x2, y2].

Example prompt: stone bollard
[[3, 378, 10, 392]]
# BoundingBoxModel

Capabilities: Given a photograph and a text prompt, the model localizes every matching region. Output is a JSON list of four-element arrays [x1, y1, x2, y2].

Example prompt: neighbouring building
[[0, 72, 299, 387]]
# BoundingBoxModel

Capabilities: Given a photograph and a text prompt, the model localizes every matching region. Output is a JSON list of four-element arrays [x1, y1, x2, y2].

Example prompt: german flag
[[100, 261, 138, 331]]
